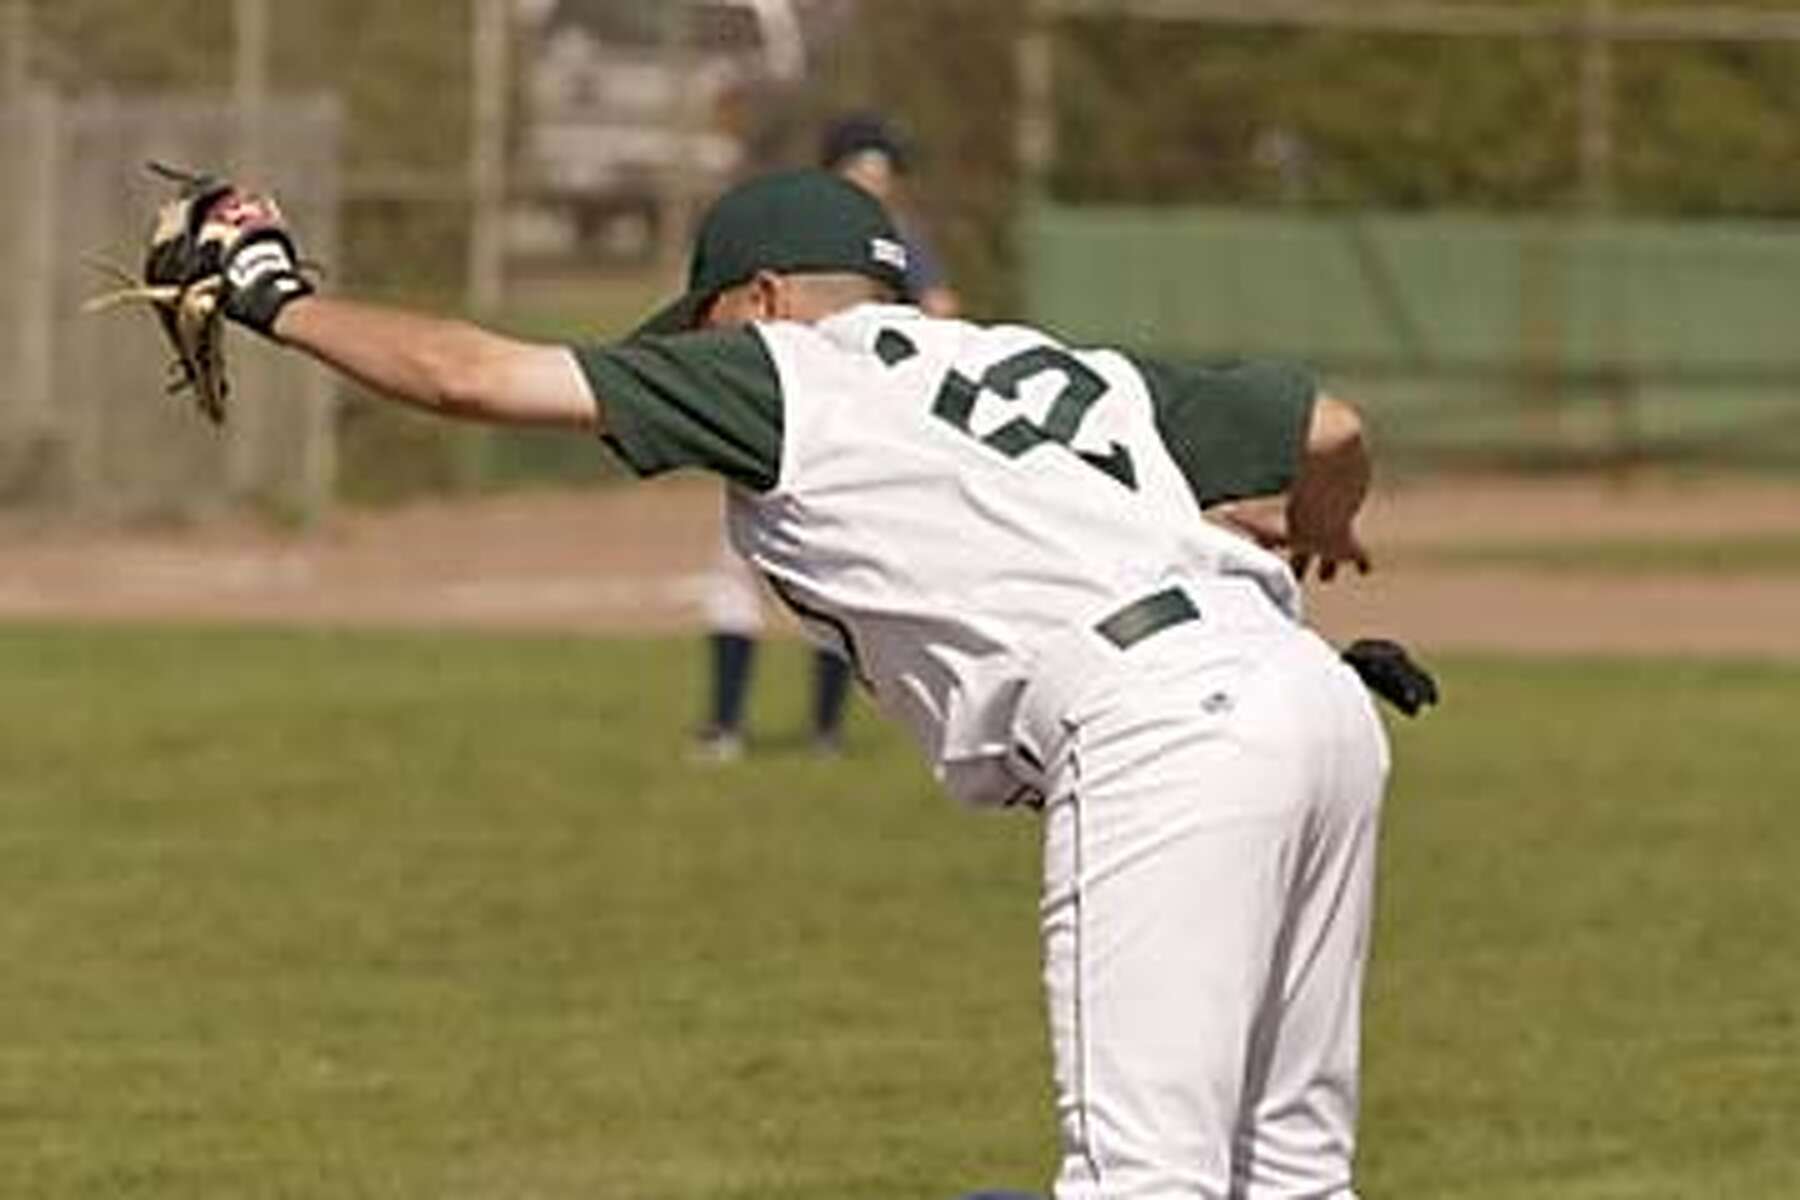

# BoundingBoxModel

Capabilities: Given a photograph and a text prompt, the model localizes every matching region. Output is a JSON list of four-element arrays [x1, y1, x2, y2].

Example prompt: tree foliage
[[1042, 1, 1800, 218], [18, 0, 1800, 310], [29, 0, 229, 91], [807, 0, 1800, 310]]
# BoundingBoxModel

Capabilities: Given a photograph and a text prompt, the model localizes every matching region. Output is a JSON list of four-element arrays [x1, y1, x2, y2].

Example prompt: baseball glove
[[84, 162, 315, 425], [1341, 638, 1440, 717]]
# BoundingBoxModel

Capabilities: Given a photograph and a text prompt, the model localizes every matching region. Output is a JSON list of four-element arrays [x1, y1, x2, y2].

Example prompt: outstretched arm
[[115, 177, 606, 433], [274, 296, 601, 431]]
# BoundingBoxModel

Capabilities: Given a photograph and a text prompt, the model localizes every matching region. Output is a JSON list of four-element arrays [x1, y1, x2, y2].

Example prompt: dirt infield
[[4, 474, 1799, 659]]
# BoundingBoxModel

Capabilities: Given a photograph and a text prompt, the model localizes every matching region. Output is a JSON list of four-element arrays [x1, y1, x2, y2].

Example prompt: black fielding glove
[[86, 164, 322, 425], [1341, 638, 1439, 717]]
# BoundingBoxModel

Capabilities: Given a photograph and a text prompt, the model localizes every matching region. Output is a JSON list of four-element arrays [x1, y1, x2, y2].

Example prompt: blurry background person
[[693, 111, 959, 762], [818, 110, 961, 317]]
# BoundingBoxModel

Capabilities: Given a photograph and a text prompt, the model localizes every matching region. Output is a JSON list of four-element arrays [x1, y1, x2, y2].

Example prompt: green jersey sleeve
[[1128, 354, 1318, 508], [573, 327, 784, 492]]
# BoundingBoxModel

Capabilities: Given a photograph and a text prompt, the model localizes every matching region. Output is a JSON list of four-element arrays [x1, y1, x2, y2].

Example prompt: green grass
[[2, 629, 1798, 1198], [1399, 533, 1800, 575], [1363, 656, 1800, 1199]]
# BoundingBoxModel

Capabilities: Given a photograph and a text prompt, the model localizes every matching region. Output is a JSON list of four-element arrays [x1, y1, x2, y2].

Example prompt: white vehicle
[[521, 0, 807, 252]]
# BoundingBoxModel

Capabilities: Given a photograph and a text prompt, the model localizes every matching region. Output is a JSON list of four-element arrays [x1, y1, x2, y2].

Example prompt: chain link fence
[[3, 0, 1798, 526], [0, 92, 340, 523]]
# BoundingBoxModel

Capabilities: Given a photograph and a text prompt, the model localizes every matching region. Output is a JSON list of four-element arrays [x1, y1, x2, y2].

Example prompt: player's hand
[[1284, 468, 1372, 582], [1286, 392, 1373, 583], [1289, 529, 1372, 584], [1210, 495, 1372, 582], [177, 186, 314, 337]]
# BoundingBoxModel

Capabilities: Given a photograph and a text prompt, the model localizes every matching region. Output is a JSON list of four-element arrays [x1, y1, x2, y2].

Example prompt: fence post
[[297, 368, 337, 525], [1578, 0, 1616, 215], [234, 0, 270, 177], [17, 87, 58, 464], [468, 0, 508, 316], [657, 0, 706, 278], [1016, 1, 1056, 207], [226, 0, 272, 504], [1579, 0, 1634, 470], [5, 0, 29, 103], [1603, 368, 1639, 483], [296, 96, 343, 527]]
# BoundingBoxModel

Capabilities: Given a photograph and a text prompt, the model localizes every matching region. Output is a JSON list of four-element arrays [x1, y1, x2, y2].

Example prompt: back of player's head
[[631, 169, 911, 336]]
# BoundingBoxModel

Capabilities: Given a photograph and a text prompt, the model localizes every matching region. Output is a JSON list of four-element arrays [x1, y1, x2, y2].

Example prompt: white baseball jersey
[[735, 305, 1302, 804], [580, 302, 1315, 806]]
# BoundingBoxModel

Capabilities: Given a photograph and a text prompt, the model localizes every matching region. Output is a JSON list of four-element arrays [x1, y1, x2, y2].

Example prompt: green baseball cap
[[631, 169, 912, 338]]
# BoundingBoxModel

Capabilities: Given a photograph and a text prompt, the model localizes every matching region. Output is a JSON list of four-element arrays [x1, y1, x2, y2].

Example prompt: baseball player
[[695, 112, 960, 762], [819, 111, 962, 318], [160, 168, 1429, 1198]]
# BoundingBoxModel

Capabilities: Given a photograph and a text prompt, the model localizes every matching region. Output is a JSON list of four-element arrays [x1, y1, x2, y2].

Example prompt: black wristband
[[221, 232, 314, 337]]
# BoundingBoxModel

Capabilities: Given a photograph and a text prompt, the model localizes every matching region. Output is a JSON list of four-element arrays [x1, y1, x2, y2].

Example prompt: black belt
[[1094, 586, 1201, 649]]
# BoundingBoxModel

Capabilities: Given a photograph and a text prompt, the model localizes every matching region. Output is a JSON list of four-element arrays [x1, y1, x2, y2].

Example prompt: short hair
[[784, 270, 901, 310]]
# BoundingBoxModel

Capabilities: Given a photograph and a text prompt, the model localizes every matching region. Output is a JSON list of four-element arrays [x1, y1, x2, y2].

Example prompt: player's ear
[[748, 270, 788, 321]]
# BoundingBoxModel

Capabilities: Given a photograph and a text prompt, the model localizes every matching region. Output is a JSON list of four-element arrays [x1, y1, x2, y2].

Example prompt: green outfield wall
[[1024, 206, 1800, 471]]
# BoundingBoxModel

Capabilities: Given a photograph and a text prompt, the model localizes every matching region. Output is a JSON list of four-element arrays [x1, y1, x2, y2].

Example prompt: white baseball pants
[[703, 524, 767, 634], [1022, 580, 1389, 1200]]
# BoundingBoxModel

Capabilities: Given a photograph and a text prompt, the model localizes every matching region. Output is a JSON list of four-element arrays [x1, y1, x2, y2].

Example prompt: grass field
[[3, 627, 1798, 1198]]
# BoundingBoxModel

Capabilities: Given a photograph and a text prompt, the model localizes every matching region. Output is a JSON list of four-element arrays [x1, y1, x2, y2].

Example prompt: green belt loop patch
[[1095, 587, 1201, 649]]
